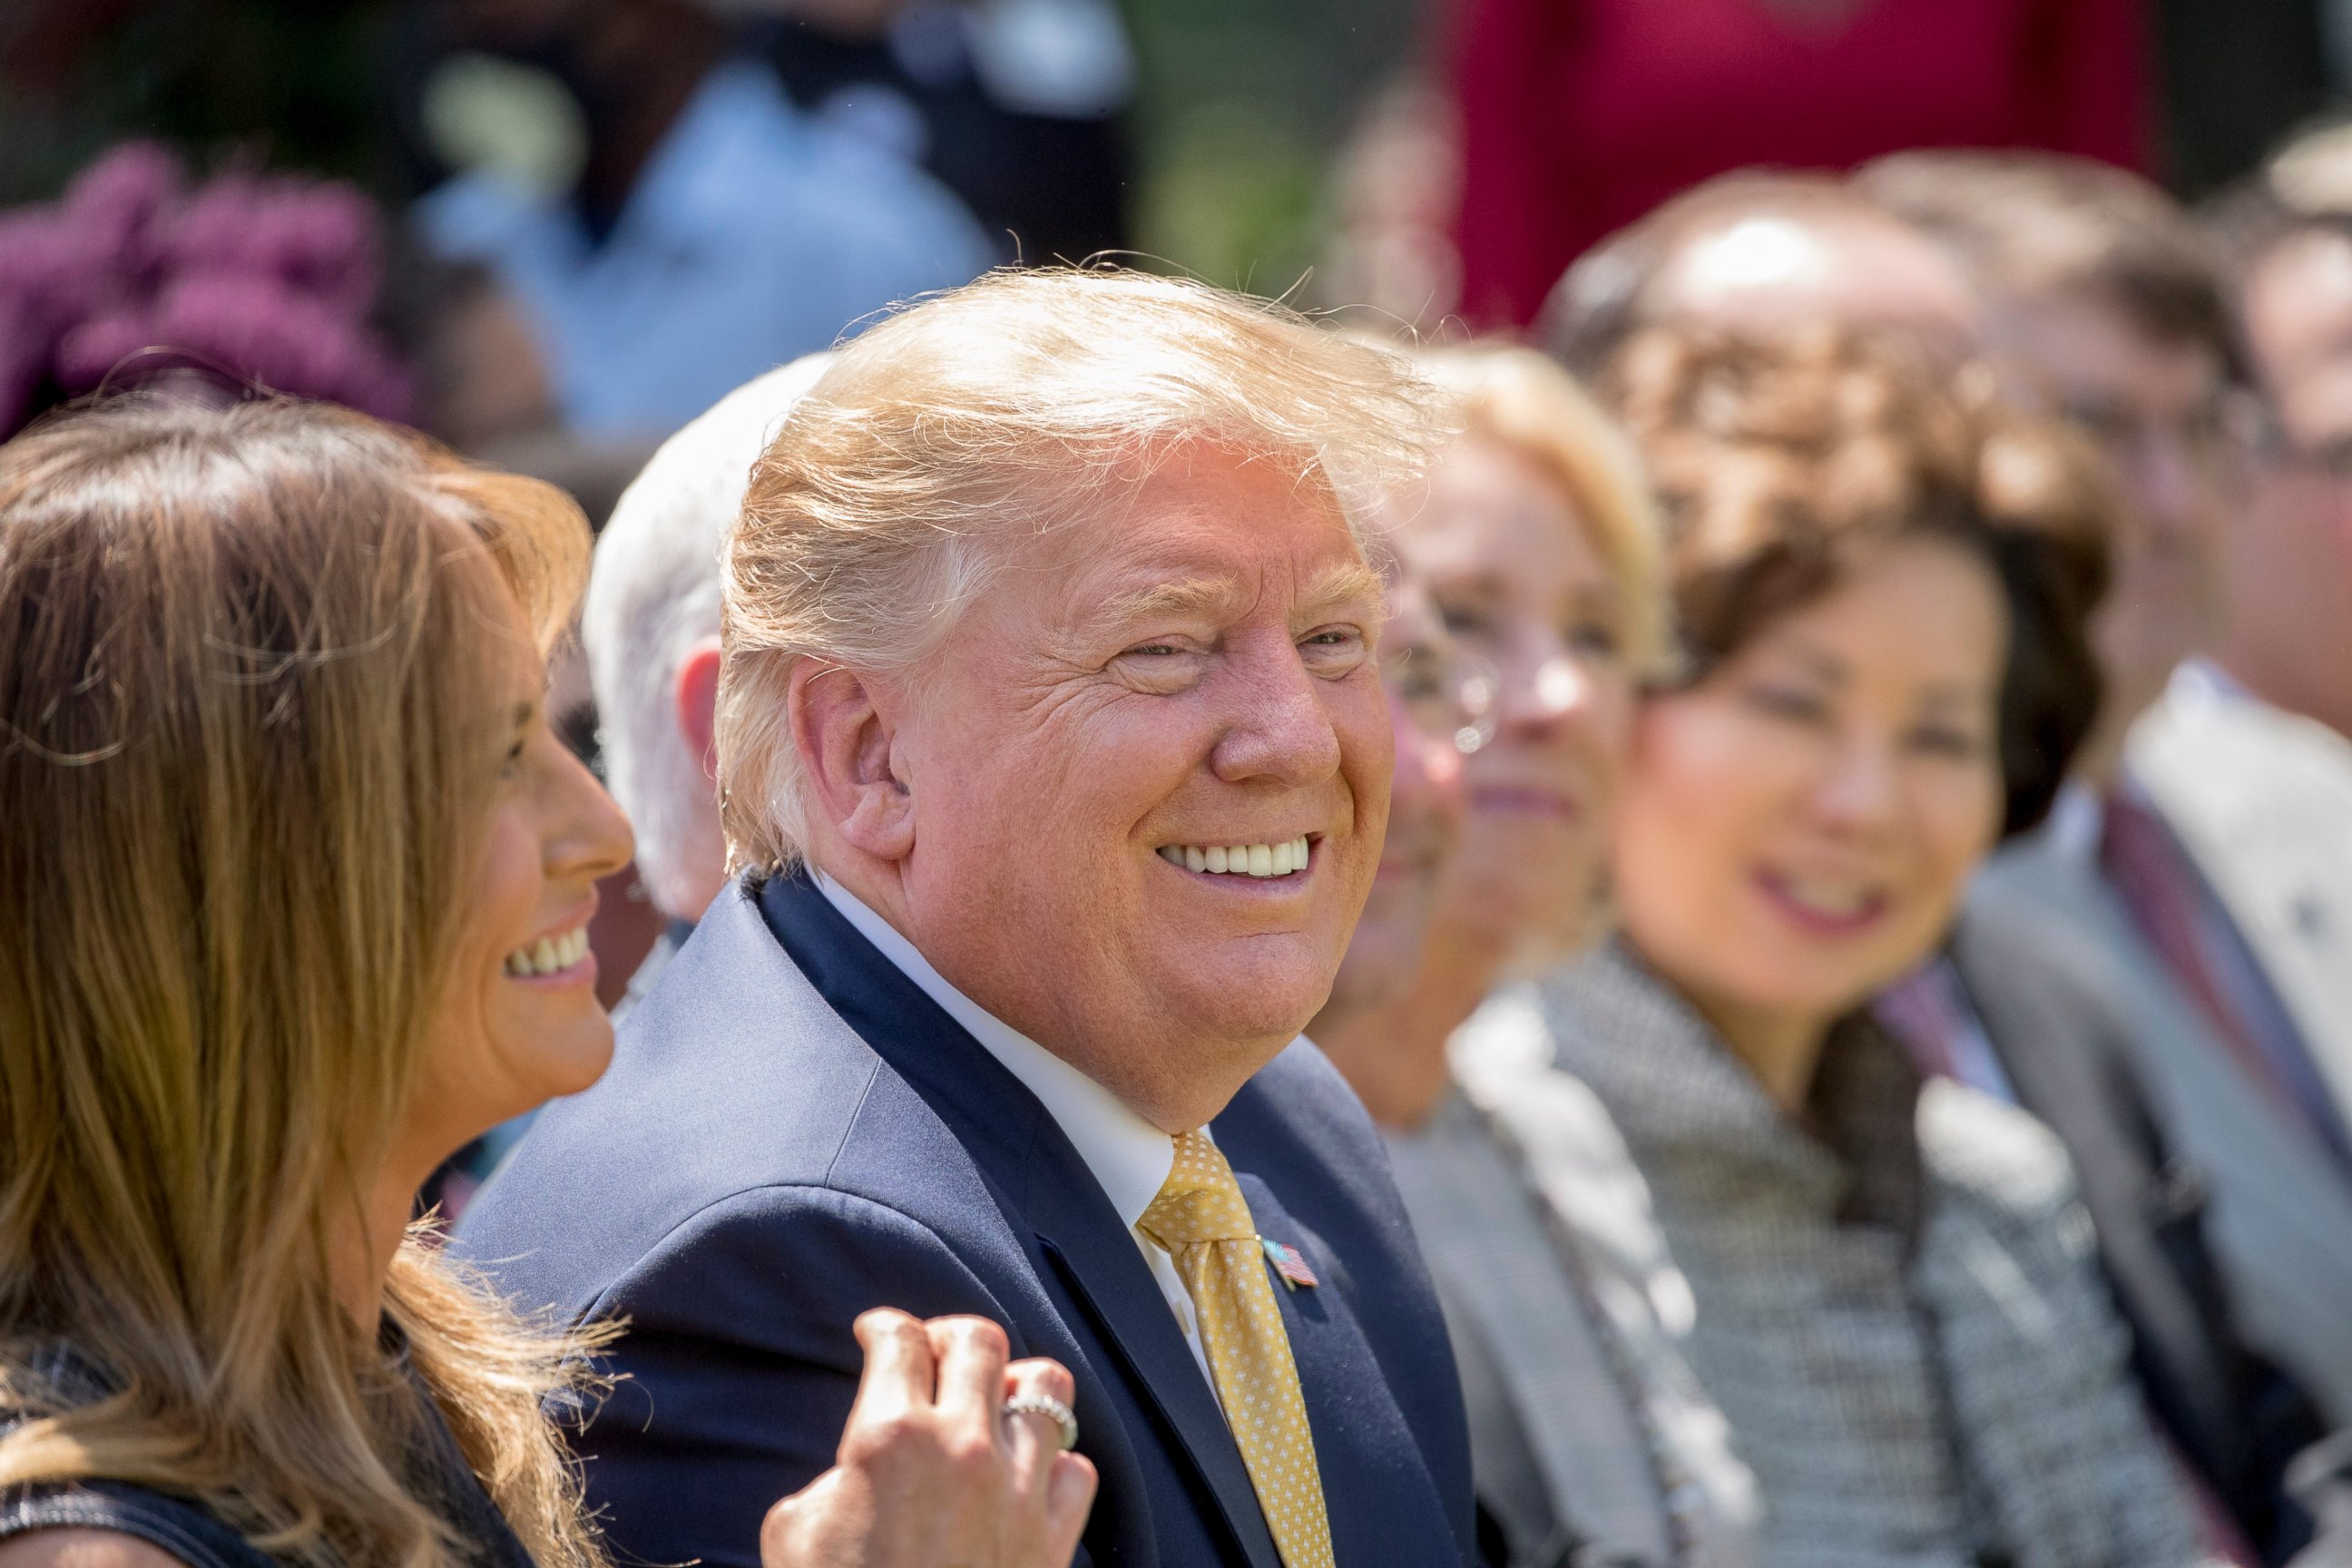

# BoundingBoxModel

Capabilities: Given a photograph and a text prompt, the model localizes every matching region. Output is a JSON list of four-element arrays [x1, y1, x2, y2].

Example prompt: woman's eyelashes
[[1740, 681, 1832, 726], [1565, 615, 1623, 661], [1906, 720, 1993, 760], [1740, 679, 1993, 760]]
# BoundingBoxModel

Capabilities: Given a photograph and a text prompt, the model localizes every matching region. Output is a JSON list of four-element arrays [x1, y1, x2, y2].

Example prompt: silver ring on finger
[[1001, 1392, 1079, 1453]]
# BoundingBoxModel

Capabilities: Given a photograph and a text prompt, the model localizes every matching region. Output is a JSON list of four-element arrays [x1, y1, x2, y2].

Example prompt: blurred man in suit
[[461, 269, 1475, 1568], [1865, 151, 2352, 1559]]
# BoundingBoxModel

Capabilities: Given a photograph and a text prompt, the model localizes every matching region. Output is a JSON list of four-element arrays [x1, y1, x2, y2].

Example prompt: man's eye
[[501, 739, 527, 779], [1124, 642, 1181, 657]]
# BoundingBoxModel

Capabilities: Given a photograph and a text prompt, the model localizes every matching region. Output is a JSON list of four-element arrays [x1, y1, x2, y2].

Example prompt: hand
[[760, 1309, 1098, 1568]]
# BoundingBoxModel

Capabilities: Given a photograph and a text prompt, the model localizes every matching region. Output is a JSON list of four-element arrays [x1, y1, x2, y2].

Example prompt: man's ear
[[789, 659, 917, 862], [674, 635, 724, 784]]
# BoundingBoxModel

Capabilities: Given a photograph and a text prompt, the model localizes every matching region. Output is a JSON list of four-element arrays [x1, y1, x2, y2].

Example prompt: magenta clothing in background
[[1451, 0, 2151, 327]]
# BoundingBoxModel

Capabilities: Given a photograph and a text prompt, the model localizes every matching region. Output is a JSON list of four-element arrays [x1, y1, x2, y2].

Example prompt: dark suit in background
[[1947, 891, 2337, 1564], [458, 873, 1475, 1568]]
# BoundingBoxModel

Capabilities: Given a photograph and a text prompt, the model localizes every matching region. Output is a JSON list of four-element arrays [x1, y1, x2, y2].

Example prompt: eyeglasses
[[2058, 394, 2230, 474], [2228, 388, 2352, 485], [1379, 642, 1500, 755]]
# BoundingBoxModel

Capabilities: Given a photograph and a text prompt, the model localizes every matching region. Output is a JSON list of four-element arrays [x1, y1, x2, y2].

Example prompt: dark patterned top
[[0, 1335, 538, 1568]]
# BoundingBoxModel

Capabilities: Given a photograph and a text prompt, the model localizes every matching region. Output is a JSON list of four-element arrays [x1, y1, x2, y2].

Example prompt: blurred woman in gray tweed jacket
[[1494, 327, 2210, 1568]]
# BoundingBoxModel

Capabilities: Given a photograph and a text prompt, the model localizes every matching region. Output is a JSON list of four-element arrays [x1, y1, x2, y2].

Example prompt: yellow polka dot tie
[[1137, 1130, 1336, 1568]]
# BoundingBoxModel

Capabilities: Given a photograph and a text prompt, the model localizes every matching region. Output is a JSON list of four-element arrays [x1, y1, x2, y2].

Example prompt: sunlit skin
[[1321, 576, 1465, 1022], [348, 612, 634, 1322], [1400, 436, 1637, 966], [2228, 230, 2352, 741], [796, 445, 1393, 1134], [1614, 538, 2007, 1111], [1984, 293, 2228, 779]]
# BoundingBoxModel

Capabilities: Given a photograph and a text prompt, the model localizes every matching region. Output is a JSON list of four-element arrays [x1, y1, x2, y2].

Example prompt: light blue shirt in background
[[418, 59, 994, 439]]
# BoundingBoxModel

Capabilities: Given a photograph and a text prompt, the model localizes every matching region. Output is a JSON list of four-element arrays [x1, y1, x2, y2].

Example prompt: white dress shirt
[[815, 875, 1220, 1397]]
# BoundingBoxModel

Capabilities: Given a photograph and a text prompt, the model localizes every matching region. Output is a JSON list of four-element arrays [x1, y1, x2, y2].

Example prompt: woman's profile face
[[1397, 436, 1637, 958], [1613, 536, 2007, 1033], [406, 621, 634, 1171]]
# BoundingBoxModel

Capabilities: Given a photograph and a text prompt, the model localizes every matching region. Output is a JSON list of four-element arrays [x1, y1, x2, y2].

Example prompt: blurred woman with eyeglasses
[[1312, 343, 1761, 1568]]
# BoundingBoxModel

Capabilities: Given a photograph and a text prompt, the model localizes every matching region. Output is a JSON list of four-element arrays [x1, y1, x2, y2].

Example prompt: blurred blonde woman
[[1315, 342, 1760, 1568], [0, 397, 1093, 1568]]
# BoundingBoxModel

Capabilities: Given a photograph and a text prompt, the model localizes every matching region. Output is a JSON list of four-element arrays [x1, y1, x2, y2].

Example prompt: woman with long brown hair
[[0, 397, 1093, 1568]]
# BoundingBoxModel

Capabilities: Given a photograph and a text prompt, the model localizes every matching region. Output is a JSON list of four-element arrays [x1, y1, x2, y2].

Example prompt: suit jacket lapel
[[1027, 1204, 1283, 1568], [760, 876, 1283, 1568]]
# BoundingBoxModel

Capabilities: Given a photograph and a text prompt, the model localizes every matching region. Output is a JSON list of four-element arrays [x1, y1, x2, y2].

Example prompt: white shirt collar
[[812, 873, 1177, 1229], [2044, 779, 2105, 866]]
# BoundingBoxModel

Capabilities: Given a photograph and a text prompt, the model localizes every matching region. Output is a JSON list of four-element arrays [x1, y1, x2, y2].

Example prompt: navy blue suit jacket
[[457, 874, 1474, 1568]]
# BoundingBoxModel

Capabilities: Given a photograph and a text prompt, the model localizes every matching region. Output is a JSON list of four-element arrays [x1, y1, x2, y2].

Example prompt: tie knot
[[1138, 1130, 1257, 1251]]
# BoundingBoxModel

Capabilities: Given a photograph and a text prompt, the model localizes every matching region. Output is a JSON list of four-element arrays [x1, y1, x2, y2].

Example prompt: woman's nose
[[1500, 644, 1592, 731], [551, 749, 637, 882], [1809, 731, 1902, 833]]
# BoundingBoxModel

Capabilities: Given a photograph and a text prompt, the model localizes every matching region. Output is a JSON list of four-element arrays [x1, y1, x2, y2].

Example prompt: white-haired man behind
[[583, 353, 834, 999]]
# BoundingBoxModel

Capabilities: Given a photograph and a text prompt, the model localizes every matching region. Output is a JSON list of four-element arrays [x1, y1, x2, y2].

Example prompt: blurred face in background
[[1614, 537, 2007, 1038], [1394, 435, 1638, 964], [1986, 294, 2228, 726], [2230, 229, 2352, 733], [1318, 573, 1468, 1022], [1653, 211, 1981, 368]]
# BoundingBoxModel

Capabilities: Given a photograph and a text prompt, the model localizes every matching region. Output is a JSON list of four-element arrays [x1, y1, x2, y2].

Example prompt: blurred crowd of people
[[14, 4, 2352, 1568]]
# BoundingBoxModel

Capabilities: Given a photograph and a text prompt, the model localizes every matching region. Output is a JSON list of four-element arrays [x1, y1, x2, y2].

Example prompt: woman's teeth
[[1771, 875, 1877, 919], [1156, 837, 1312, 877], [505, 926, 590, 977]]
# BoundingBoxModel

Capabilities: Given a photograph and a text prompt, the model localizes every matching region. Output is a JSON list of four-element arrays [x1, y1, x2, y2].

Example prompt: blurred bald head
[[1541, 172, 1980, 378]]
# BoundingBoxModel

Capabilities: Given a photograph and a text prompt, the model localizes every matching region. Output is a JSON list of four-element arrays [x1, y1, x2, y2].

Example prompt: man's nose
[[1210, 642, 1348, 786]]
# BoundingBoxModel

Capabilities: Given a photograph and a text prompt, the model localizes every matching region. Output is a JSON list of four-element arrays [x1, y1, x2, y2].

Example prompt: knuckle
[[944, 1430, 1003, 1483], [860, 1308, 924, 1345], [1010, 1357, 1075, 1405], [843, 1410, 926, 1465], [934, 1315, 1009, 1357]]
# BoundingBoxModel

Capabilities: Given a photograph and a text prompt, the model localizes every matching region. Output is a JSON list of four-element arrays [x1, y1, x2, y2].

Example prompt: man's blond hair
[[718, 267, 1439, 876]]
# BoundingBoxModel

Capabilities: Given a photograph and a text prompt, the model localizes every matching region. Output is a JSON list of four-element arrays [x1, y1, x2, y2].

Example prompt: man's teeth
[[1157, 836, 1312, 877], [504, 926, 590, 976]]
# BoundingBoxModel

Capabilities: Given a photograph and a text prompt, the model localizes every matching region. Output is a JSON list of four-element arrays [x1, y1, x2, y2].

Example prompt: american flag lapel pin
[[1259, 1235, 1319, 1290]]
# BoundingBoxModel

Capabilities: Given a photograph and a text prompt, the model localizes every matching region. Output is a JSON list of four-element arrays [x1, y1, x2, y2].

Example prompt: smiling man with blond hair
[[464, 269, 1476, 1568]]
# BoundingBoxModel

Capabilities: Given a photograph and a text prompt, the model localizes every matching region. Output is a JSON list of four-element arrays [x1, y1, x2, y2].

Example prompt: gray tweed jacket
[[1535, 944, 2210, 1568]]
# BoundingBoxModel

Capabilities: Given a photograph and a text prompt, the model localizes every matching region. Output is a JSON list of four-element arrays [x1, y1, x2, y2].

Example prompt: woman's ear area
[[787, 661, 917, 863]]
